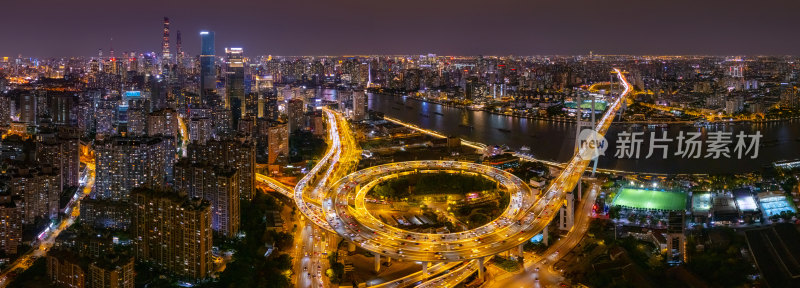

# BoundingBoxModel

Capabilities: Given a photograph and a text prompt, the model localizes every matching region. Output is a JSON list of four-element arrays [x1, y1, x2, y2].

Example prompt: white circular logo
[[577, 129, 607, 160]]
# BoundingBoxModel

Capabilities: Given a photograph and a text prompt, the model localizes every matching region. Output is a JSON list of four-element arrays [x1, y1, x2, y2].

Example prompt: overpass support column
[[348, 242, 356, 252], [559, 192, 574, 231], [374, 254, 380, 272], [386, 256, 391, 264], [478, 257, 485, 281], [578, 180, 582, 202], [543, 225, 549, 246], [422, 261, 429, 275], [567, 192, 575, 228], [518, 243, 525, 259]]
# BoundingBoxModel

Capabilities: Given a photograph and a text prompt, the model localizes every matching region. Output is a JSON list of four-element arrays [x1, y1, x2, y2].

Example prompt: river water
[[364, 93, 800, 174]]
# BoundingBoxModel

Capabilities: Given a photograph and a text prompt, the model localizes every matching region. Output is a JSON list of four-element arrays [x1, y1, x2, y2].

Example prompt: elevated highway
[[255, 69, 630, 286], [319, 68, 629, 263]]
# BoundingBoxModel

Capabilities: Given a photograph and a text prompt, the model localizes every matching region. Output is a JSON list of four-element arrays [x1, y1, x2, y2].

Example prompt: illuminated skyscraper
[[287, 99, 305, 132], [254, 75, 277, 120], [131, 188, 212, 281], [173, 160, 240, 237], [161, 17, 171, 64], [19, 93, 36, 124], [189, 117, 213, 144], [149, 75, 167, 111], [46, 250, 86, 288], [225, 48, 245, 128], [88, 254, 135, 288], [781, 85, 798, 109], [10, 165, 61, 224], [124, 98, 148, 137], [80, 199, 131, 230], [187, 139, 255, 200], [310, 111, 324, 136], [267, 120, 289, 168], [146, 108, 178, 140], [94, 100, 116, 139], [212, 107, 231, 136], [49, 93, 75, 125], [264, 90, 278, 121], [94, 136, 169, 201], [175, 30, 183, 66], [47, 250, 135, 288], [0, 186, 22, 255], [0, 95, 10, 127], [199, 31, 216, 104], [352, 90, 367, 121], [37, 134, 80, 188]]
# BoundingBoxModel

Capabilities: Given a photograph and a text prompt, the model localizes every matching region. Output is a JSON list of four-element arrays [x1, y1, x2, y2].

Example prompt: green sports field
[[613, 188, 687, 211], [564, 100, 608, 111]]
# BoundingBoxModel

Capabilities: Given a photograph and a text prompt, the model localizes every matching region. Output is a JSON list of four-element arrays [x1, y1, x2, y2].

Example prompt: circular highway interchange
[[323, 160, 562, 262]]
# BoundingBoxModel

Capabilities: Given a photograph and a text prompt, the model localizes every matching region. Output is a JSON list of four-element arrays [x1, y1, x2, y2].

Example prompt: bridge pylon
[[559, 192, 574, 231]]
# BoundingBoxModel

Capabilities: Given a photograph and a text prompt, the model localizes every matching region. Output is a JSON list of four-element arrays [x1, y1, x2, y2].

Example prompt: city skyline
[[4, 2, 800, 286], [3, 0, 800, 57]]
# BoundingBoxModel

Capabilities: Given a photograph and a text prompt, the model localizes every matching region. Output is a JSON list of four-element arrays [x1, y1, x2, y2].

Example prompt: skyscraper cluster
[[0, 17, 281, 283]]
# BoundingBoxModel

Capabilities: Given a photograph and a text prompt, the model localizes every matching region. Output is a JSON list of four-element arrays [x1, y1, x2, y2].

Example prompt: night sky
[[2, 0, 799, 57]]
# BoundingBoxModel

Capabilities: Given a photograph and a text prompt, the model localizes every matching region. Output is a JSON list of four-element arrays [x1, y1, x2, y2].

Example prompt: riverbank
[[369, 91, 800, 174], [397, 95, 800, 125]]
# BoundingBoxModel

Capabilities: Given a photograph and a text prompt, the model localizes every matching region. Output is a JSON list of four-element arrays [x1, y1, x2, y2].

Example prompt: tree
[[327, 254, 344, 284], [609, 206, 622, 220], [468, 213, 490, 227], [214, 193, 293, 288], [372, 183, 395, 198], [647, 253, 665, 270]]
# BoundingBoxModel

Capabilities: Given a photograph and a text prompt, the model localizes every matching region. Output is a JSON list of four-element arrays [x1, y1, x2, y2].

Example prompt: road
[[295, 108, 360, 288], [294, 219, 331, 288], [486, 181, 601, 288], [370, 262, 460, 288], [320, 69, 629, 287], [415, 259, 484, 288], [319, 69, 629, 263], [255, 69, 629, 288], [259, 108, 358, 288], [324, 160, 536, 262], [290, 108, 359, 232]]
